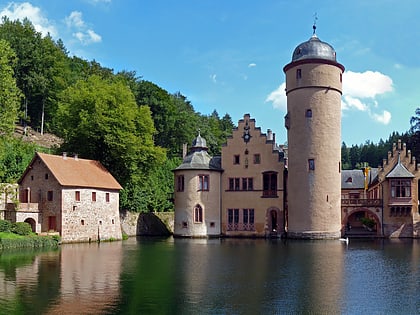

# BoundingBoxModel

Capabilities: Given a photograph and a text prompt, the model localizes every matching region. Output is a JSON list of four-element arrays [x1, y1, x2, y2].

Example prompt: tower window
[[198, 174, 209, 191], [194, 204, 203, 223], [284, 113, 290, 130], [306, 109, 312, 118], [296, 69, 302, 79], [176, 175, 184, 192], [308, 159, 315, 171], [340, 73, 342, 82], [233, 155, 240, 165]]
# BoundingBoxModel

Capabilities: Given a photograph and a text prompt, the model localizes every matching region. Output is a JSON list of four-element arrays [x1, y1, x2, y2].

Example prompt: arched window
[[194, 204, 203, 223]]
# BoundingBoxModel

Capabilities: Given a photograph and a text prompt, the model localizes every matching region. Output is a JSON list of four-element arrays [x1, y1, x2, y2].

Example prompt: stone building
[[173, 114, 286, 238], [4, 152, 122, 243]]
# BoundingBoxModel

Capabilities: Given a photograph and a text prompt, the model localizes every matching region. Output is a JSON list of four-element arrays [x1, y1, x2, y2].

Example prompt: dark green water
[[0, 237, 418, 314]]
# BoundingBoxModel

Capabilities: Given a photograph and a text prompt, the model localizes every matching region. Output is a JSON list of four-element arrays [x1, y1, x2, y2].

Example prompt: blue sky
[[1, 0, 419, 146]]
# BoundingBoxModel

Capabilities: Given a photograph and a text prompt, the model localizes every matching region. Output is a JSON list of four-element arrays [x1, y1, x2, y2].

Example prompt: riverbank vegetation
[[0, 17, 419, 213], [0, 220, 60, 249]]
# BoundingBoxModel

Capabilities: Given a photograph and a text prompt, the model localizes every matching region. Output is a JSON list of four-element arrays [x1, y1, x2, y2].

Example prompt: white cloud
[[73, 29, 102, 45], [65, 11, 85, 28], [0, 2, 57, 37], [342, 70, 393, 98], [371, 110, 391, 125], [342, 95, 368, 111], [210, 74, 217, 83], [248, 63, 256, 68], [65, 11, 102, 45], [265, 82, 286, 111], [342, 70, 393, 125]]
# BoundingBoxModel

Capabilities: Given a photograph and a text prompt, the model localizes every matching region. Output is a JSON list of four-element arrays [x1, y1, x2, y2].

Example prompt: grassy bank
[[0, 232, 60, 250]]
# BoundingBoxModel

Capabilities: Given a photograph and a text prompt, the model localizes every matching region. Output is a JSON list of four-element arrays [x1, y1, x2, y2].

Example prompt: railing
[[341, 199, 382, 207], [7, 202, 40, 212]]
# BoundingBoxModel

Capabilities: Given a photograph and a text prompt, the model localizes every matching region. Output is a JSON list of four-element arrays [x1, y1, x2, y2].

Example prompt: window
[[390, 179, 411, 198], [210, 222, 215, 228], [227, 209, 239, 231], [284, 112, 290, 130], [198, 175, 209, 191], [308, 159, 315, 171], [106, 193, 110, 202], [92, 192, 96, 202], [263, 172, 277, 197], [176, 175, 184, 192], [253, 154, 261, 164], [182, 221, 188, 228], [112, 219, 115, 224], [306, 109, 312, 118], [45, 173, 49, 180], [234, 155, 240, 165], [243, 209, 255, 230], [234, 178, 240, 191], [194, 205, 203, 223], [242, 178, 253, 191], [75, 191, 81, 201], [81, 219, 85, 226], [47, 190, 53, 201], [31, 175, 34, 181], [296, 68, 302, 79]]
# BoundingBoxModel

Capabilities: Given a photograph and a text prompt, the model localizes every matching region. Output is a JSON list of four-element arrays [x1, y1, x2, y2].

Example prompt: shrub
[[0, 220, 12, 233], [11, 222, 32, 236]]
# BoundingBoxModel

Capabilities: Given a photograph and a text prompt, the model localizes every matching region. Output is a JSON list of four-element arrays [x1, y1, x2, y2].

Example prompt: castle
[[173, 30, 420, 239]]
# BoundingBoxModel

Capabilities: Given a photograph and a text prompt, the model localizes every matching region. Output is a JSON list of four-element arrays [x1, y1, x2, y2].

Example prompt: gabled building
[[5, 152, 122, 243], [173, 114, 287, 238]]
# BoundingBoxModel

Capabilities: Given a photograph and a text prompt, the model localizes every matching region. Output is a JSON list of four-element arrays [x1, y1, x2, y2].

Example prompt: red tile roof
[[21, 152, 122, 190]]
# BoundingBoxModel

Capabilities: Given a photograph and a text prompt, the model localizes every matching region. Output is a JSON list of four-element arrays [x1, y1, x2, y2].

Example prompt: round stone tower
[[283, 28, 345, 239]]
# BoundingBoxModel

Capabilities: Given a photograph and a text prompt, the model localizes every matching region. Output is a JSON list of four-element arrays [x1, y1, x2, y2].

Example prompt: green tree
[[55, 75, 166, 188], [0, 39, 21, 136]]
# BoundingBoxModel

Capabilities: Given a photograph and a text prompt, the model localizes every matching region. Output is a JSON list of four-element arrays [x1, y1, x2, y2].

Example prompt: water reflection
[[0, 238, 418, 314]]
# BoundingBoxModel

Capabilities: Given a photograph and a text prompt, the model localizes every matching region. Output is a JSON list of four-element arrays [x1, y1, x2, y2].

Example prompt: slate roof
[[341, 170, 365, 190], [386, 159, 414, 178], [19, 152, 122, 190], [341, 168, 379, 190]]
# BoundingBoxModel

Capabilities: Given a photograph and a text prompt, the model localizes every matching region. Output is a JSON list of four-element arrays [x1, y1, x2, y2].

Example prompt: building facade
[[4, 152, 122, 243], [173, 114, 286, 238]]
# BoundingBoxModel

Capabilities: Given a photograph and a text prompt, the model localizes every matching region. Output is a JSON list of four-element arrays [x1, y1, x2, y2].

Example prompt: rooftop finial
[[313, 12, 318, 35]]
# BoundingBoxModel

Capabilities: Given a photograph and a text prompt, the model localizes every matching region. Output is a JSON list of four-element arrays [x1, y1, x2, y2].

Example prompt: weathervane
[[313, 12, 318, 35]]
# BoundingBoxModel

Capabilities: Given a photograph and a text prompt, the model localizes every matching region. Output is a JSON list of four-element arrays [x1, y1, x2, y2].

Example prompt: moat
[[0, 237, 418, 314]]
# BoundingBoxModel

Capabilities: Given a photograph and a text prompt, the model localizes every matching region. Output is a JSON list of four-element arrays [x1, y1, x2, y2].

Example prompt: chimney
[[267, 129, 273, 141], [182, 143, 188, 159], [74, 154, 79, 161], [62, 152, 67, 160]]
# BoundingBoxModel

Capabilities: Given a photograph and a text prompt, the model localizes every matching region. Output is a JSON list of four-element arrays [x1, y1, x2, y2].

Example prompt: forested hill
[[0, 17, 419, 212]]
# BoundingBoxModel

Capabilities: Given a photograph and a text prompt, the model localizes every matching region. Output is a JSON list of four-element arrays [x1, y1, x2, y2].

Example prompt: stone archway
[[24, 218, 36, 233], [344, 209, 381, 237]]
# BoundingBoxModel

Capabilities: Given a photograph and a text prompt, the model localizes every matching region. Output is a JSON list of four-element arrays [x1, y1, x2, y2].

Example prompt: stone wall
[[120, 210, 174, 236]]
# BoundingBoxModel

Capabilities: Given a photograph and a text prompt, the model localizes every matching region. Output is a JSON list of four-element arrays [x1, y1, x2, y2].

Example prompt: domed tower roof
[[284, 25, 344, 72], [292, 34, 336, 62], [191, 130, 207, 151], [175, 131, 222, 171]]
